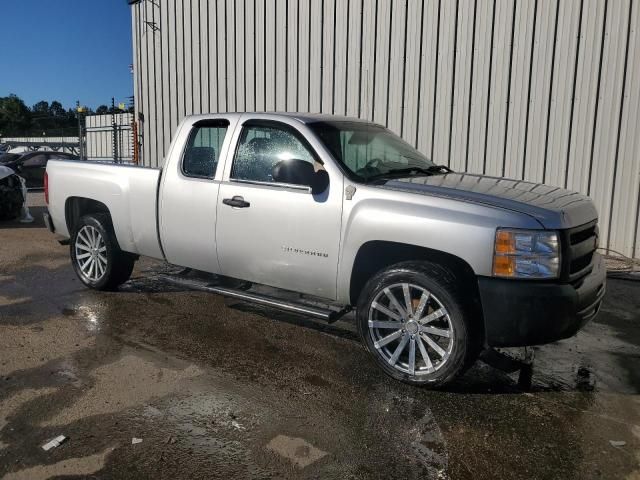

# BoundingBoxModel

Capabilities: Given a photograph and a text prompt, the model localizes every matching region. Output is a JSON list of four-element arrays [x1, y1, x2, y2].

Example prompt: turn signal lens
[[493, 229, 560, 279], [493, 255, 515, 276], [495, 230, 516, 254]]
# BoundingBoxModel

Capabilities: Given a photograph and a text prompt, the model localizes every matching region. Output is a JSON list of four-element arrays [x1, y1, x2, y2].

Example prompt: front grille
[[570, 224, 597, 246], [561, 220, 598, 285]]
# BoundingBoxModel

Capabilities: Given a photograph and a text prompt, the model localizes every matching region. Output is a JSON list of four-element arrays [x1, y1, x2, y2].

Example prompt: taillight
[[44, 172, 49, 204]]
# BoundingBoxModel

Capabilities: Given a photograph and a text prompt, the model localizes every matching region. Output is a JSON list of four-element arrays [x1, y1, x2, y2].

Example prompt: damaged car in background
[[0, 165, 25, 221]]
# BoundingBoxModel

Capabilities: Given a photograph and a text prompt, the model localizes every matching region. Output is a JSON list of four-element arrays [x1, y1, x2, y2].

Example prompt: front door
[[216, 120, 343, 300], [158, 118, 232, 273]]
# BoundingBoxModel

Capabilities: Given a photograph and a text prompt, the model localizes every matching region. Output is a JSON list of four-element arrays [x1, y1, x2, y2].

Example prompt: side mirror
[[272, 159, 329, 194], [311, 170, 329, 195]]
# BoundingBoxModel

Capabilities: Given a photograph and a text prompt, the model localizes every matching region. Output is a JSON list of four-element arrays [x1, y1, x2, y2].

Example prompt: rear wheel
[[357, 261, 480, 387], [70, 214, 135, 291]]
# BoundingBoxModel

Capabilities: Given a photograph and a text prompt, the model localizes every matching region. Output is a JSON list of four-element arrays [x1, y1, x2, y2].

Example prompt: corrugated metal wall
[[131, 0, 640, 258]]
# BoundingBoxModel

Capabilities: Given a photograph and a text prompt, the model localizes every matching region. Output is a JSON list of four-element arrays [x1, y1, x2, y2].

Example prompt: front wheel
[[70, 213, 135, 291], [357, 261, 480, 387]]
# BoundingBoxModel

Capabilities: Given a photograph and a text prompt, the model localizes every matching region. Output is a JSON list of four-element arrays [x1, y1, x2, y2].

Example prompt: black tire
[[70, 213, 136, 291], [356, 261, 481, 387]]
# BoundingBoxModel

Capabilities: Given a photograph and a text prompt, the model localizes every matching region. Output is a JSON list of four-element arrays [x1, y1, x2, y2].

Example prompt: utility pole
[[111, 97, 119, 163], [76, 100, 84, 160]]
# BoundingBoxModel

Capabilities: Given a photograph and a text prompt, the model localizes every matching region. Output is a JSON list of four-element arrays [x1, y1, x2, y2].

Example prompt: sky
[[0, 1, 133, 111]]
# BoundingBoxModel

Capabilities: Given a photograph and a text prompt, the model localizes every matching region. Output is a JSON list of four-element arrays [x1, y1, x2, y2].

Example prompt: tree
[[96, 105, 109, 115], [32, 100, 49, 115], [49, 101, 65, 118], [0, 95, 31, 136]]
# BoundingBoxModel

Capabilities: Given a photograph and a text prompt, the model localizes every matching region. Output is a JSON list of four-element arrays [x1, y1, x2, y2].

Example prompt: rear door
[[158, 117, 235, 273], [216, 118, 344, 300]]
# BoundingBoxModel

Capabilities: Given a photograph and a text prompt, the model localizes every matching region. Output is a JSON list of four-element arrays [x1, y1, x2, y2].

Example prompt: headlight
[[493, 229, 560, 279]]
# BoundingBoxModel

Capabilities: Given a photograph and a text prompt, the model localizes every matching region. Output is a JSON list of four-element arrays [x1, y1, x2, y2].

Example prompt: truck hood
[[378, 173, 597, 229]]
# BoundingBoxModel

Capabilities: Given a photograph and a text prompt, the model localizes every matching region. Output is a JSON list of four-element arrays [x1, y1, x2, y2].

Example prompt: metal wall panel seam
[[143, 1, 151, 165], [385, 0, 395, 127], [447, 0, 460, 166], [286, 0, 290, 111], [159, 0, 167, 158], [357, 0, 366, 118], [501, 0, 517, 177], [541, 0, 560, 185], [431, 0, 442, 160], [520, 0, 539, 180], [464, 0, 478, 169], [371, 0, 379, 121], [344, 0, 351, 116], [167, 0, 176, 147], [564, 0, 585, 189], [586, 0, 609, 195], [481, 0, 497, 174], [606, 0, 634, 250], [195, 0, 202, 113], [332, 0, 338, 114], [484, 0, 513, 176], [545, 0, 581, 188], [233, 0, 239, 111]]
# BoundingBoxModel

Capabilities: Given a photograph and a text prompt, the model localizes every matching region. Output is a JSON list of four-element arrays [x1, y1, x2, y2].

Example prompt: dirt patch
[[0, 388, 57, 433], [2, 447, 114, 480], [0, 317, 93, 376], [42, 354, 203, 426], [266, 435, 328, 468]]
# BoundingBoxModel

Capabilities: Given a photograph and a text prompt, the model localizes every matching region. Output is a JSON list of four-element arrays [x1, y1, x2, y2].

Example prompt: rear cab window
[[182, 120, 229, 179]]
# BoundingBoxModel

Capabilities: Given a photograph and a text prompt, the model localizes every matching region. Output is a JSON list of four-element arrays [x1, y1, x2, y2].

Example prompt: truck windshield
[[308, 121, 442, 182]]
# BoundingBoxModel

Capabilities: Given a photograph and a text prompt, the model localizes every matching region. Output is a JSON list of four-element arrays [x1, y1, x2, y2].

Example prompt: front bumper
[[478, 253, 606, 347]]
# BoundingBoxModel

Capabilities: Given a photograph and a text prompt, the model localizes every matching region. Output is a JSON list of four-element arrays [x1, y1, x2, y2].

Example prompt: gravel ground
[[0, 193, 639, 479]]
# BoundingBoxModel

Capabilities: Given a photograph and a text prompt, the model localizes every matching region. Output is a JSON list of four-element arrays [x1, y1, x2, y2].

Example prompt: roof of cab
[[184, 112, 375, 125]]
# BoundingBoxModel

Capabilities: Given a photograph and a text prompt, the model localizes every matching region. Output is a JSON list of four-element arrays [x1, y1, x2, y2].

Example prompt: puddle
[[0, 317, 94, 376], [42, 354, 203, 426], [3, 448, 114, 480], [0, 388, 57, 432]]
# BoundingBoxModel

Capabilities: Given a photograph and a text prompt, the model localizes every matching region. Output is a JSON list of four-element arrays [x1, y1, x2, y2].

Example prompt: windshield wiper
[[365, 165, 453, 182]]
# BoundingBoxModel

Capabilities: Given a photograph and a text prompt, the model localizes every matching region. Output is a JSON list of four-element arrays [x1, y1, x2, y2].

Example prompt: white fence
[[85, 113, 134, 163]]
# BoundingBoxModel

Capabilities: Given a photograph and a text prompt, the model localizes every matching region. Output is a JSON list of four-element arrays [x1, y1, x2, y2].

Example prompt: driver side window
[[231, 125, 315, 183]]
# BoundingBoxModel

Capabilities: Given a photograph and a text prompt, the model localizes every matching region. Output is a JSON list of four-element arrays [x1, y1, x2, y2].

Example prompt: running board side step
[[159, 274, 351, 323]]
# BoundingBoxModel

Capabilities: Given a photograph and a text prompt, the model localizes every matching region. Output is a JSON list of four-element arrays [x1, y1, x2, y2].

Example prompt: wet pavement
[[1, 194, 639, 479]]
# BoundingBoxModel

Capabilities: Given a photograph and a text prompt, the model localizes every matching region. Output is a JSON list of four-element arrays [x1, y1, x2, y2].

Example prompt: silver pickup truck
[[44, 113, 606, 387]]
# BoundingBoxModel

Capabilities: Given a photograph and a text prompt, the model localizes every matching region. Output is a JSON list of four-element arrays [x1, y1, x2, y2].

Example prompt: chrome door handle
[[222, 196, 250, 208]]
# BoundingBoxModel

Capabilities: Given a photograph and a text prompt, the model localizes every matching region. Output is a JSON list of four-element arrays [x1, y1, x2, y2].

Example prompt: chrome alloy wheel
[[367, 283, 454, 376], [74, 225, 107, 282]]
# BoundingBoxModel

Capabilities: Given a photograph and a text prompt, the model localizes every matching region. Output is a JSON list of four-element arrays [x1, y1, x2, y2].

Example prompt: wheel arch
[[348, 241, 484, 328], [65, 197, 112, 236]]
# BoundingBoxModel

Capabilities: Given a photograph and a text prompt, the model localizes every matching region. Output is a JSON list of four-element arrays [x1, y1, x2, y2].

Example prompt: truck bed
[[46, 160, 163, 259]]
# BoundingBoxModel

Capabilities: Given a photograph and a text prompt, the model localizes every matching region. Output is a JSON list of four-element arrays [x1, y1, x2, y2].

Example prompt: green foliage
[[0, 95, 32, 136], [0, 94, 133, 138]]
